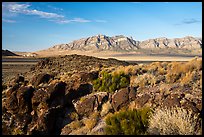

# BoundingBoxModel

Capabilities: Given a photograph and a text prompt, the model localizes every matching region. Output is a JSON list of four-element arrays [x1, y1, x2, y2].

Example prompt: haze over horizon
[[2, 2, 202, 52]]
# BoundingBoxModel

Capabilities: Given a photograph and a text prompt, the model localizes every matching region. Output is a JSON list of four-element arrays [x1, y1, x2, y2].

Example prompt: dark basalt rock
[[111, 87, 138, 111], [162, 94, 181, 108], [74, 95, 97, 117], [27, 106, 64, 135], [46, 81, 67, 107], [73, 92, 108, 117], [31, 73, 53, 87], [111, 88, 129, 111], [5, 83, 20, 97], [13, 75, 25, 84], [128, 87, 137, 101], [4, 92, 19, 114], [72, 71, 99, 83], [65, 83, 93, 106], [32, 89, 49, 113], [134, 94, 151, 108], [16, 86, 35, 114], [181, 99, 200, 113]]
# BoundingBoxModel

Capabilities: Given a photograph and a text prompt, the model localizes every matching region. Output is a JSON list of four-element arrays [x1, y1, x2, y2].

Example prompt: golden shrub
[[165, 72, 181, 83], [69, 120, 83, 130], [147, 62, 160, 73], [131, 74, 157, 88], [12, 128, 24, 135], [83, 118, 97, 130], [112, 65, 139, 76], [157, 67, 166, 75], [180, 71, 198, 86], [90, 111, 100, 120], [199, 73, 202, 89], [148, 106, 201, 135], [130, 76, 137, 87], [101, 101, 113, 117], [69, 112, 79, 121], [186, 57, 202, 71], [83, 112, 100, 130], [168, 62, 184, 74]]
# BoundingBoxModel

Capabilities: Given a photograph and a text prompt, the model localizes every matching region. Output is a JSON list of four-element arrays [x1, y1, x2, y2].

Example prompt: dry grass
[[69, 112, 79, 121], [83, 112, 100, 130], [130, 58, 202, 87], [179, 71, 199, 86], [111, 65, 139, 76], [167, 57, 201, 75], [83, 118, 97, 130], [148, 106, 201, 135], [69, 120, 84, 130], [130, 73, 157, 88], [199, 73, 202, 89], [100, 101, 113, 117]]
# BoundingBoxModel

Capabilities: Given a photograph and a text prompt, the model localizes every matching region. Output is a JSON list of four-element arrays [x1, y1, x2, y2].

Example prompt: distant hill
[[2, 50, 19, 56], [48, 34, 202, 51]]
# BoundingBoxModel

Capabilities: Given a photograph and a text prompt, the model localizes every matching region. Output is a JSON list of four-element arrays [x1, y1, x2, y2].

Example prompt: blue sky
[[2, 2, 202, 52]]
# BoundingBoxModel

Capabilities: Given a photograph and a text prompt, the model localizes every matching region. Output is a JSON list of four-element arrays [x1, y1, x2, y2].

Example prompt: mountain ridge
[[48, 34, 202, 51]]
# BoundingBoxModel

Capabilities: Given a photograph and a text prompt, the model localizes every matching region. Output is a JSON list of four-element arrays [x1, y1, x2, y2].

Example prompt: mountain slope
[[2, 50, 19, 56]]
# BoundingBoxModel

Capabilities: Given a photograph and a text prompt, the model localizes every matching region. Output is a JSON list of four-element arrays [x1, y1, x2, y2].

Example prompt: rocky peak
[[49, 35, 202, 51], [49, 34, 139, 51]]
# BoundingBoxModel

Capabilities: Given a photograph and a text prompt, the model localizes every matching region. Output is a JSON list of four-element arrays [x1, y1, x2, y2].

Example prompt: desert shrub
[[2, 84, 7, 91], [123, 65, 137, 75], [147, 62, 159, 75], [100, 101, 113, 117], [148, 106, 201, 135], [11, 127, 24, 135], [199, 72, 202, 89], [166, 72, 182, 83], [83, 118, 97, 130], [180, 71, 200, 86], [185, 57, 202, 71], [105, 108, 151, 135], [130, 76, 137, 87], [119, 77, 129, 88], [83, 112, 100, 130], [167, 62, 183, 74], [113, 65, 139, 76], [157, 67, 167, 75], [69, 120, 84, 130], [69, 112, 79, 121], [161, 61, 168, 68], [130, 73, 157, 88], [93, 71, 130, 93], [166, 58, 202, 82]]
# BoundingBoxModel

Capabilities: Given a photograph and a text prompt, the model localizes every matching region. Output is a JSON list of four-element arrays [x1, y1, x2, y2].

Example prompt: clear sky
[[2, 2, 202, 52]]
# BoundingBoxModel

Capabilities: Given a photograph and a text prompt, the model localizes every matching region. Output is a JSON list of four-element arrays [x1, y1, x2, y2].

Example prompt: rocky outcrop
[[48, 35, 202, 51], [2, 55, 202, 135], [73, 92, 108, 117], [111, 87, 137, 111], [16, 86, 35, 114], [28, 54, 136, 79], [31, 73, 53, 87]]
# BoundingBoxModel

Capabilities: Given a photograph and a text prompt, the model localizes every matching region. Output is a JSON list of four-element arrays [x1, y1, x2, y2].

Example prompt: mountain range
[[48, 34, 202, 51]]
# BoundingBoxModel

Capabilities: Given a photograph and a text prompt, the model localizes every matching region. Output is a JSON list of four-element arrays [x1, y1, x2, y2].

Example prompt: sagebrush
[[148, 106, 201, 135]]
